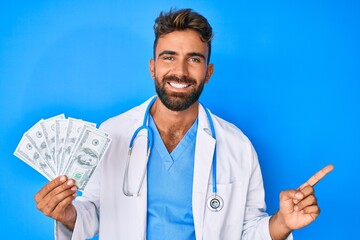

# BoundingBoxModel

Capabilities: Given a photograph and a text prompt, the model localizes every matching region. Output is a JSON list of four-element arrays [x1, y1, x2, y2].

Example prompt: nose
[[172, 59, 189, 77]]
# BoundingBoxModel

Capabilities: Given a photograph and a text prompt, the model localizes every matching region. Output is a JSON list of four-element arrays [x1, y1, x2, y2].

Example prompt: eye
[[162, 56, 175, 61], [189, 57, 201, 63]]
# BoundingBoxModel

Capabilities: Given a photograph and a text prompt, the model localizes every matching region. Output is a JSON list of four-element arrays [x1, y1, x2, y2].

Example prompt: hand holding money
[[34, 175, 78, 231], [14, 114, 112, 190]]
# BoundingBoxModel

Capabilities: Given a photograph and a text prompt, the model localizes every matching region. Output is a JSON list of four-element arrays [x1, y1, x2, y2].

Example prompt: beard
[[155, 75, 206, 111]]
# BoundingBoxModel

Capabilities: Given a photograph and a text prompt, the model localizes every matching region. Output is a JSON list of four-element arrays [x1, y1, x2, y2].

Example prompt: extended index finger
[[299, 164, 334, 190]]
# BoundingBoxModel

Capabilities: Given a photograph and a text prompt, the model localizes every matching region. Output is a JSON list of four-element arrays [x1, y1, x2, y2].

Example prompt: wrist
[[269, 211, 292, 240], [62, 205, 77, 231]]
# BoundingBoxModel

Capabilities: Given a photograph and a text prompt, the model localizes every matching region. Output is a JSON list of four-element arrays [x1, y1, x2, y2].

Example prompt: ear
[[205, 63, 214, 83], [149, 59, 155, 79]]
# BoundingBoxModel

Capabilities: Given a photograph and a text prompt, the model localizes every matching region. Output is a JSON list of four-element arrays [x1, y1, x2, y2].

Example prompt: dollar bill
[[59, 118, 96, 174], [63, 126, 111, 190], [40, 114, 65, 163], [25, 120, 57, 176], [14, 136, 55, 180], [15, 115, 112, 187], [55, 119, 69, 174]]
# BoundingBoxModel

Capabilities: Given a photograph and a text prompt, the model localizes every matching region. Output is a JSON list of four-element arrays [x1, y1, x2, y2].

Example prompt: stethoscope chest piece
[[207, 194, 224, 212]]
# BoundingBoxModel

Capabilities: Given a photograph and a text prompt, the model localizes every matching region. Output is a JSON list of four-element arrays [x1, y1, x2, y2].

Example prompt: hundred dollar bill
[[59, 118, 96, 174], [55, 119, 69, 174], [40, 114, 65, 163], [14, 136, 55, 180], [63, 126, 111, 190], [25, 120, 57, 176]]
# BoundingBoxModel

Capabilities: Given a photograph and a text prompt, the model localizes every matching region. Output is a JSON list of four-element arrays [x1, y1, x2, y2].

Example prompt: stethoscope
[[123, 97, 224, 212]]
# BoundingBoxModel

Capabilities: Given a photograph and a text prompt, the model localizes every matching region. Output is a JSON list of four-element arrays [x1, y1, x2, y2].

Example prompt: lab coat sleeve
[[241, 145, 293, 240], [54, 200, 99, 240]]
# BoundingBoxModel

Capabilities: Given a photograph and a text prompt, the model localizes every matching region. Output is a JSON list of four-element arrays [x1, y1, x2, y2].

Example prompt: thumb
[[279, 189, 304, 213], [280, 189, 304, 202]]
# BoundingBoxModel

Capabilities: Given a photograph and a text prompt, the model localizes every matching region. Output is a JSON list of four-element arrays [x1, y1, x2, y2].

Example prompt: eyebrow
[[158, 50, 177, 58], [158, 50, 207, 61]]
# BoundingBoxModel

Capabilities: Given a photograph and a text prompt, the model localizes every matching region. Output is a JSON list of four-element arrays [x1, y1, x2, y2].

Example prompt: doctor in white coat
[[34, 8, 334, 240]]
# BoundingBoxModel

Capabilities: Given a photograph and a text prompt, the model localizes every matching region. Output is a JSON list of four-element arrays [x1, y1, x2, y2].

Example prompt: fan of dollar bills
[[14, 114, 112, 190]]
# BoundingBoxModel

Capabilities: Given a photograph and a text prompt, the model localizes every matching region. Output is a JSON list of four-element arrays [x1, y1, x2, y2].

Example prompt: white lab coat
[[55, 97, 293, 240]]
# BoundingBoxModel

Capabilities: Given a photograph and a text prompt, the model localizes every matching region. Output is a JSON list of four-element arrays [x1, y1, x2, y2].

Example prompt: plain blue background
[[1, 0, 359, 239]]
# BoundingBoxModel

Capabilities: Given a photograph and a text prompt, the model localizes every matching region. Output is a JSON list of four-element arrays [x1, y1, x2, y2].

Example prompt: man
[[34, 8, 333, 239]]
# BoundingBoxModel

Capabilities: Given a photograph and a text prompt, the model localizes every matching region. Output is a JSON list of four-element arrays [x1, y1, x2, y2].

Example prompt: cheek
[[191, 66, 208, 79], [154, 64, 170, 78]]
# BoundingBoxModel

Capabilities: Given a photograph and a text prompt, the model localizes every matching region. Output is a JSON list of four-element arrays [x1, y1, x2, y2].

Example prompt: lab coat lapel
[[126, 97, 155, 239], [193, 105, 215, 240]]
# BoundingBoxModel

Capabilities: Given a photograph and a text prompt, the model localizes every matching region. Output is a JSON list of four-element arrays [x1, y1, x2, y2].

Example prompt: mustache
[[162, 75, 197, 85]]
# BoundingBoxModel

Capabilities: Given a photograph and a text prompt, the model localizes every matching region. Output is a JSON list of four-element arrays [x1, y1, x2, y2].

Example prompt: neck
[[150, 98, 198, 152]]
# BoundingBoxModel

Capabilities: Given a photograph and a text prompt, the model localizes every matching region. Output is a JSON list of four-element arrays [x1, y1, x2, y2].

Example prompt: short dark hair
[[153, 8, 213, 64]]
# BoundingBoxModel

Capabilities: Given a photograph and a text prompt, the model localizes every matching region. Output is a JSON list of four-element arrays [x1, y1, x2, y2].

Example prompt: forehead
[[156, 29, 208, 56]]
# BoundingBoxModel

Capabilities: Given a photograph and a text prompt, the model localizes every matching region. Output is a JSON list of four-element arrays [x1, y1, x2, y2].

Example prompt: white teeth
[[169, 82, 188, 89]]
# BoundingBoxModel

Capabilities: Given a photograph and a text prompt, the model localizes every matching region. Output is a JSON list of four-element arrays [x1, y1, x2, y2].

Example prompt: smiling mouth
[[168, 82, 191, 89]]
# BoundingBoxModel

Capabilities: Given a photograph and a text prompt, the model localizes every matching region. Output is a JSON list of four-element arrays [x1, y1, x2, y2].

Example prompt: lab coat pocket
[[202, 181, 246, 240]]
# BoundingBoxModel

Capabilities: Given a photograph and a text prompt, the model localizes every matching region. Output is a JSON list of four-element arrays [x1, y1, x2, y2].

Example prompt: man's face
[[150, 29, 214, 111]]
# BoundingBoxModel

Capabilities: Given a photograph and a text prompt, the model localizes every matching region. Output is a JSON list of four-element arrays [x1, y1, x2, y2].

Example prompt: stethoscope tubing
[[203, 103, 217, 194], [124, 97, 223, 211]]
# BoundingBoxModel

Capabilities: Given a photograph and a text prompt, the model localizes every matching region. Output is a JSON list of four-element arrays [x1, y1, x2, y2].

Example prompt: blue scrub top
[[147, 116, 198, 240]]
